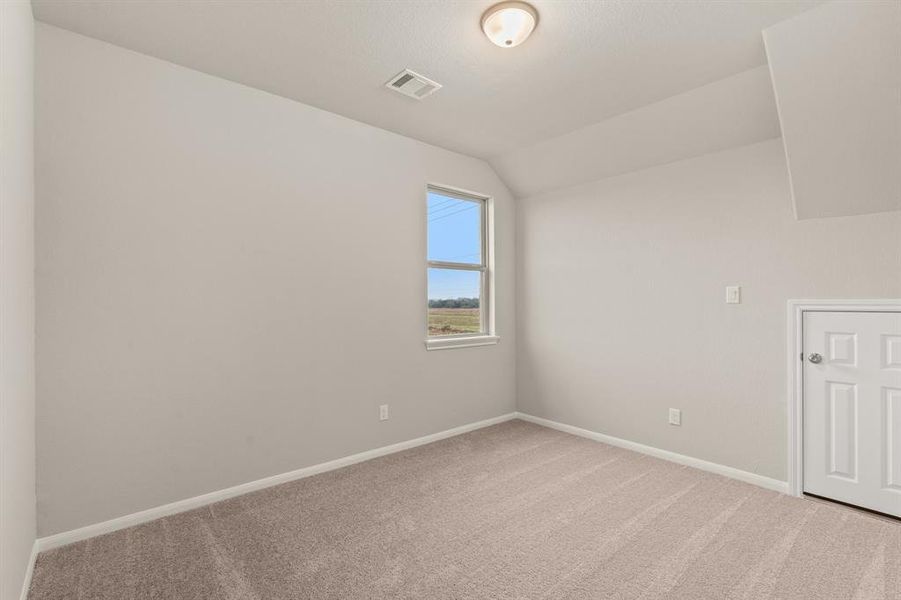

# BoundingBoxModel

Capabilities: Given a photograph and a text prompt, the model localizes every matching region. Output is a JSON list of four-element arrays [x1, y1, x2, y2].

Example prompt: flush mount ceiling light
[[481, 1, 538, 48]]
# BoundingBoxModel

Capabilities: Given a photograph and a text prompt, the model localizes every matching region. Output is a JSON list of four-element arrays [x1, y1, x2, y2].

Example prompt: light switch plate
[[725, 286, 741, 304]]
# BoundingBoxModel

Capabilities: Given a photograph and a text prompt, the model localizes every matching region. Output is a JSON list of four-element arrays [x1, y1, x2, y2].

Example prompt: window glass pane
[[427, 190, 481, 264], [428, 268, 481, 336]]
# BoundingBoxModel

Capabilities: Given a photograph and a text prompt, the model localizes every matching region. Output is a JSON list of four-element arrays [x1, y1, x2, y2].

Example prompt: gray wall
[[35, 24, 515, 537], [516, 139, 901, 481], [1, 1, 37, 598]]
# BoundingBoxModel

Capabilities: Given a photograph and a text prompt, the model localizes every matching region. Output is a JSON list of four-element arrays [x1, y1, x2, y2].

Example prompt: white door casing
[[802, 310, 901, 517]]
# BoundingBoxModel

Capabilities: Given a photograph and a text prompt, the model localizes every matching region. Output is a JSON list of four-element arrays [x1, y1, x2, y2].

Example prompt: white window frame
[[425, 184, 499, 350]]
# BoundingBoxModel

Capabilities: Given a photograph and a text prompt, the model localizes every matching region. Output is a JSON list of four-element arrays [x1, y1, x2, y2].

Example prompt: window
[[426, 185, 498, 350]]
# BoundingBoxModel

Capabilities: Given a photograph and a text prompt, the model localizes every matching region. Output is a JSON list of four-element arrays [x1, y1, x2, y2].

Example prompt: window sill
[[425, 335, 500, 351]]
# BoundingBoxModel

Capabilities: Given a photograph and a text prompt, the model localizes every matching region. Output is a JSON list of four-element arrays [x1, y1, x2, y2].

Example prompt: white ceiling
[[764, 1, 901, 219], [492, 65, 781, 198], [32, 0, 821, 161]]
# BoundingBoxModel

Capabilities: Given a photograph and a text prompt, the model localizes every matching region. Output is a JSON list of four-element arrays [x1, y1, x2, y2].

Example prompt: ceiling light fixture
[[481, 1, 538, 48]]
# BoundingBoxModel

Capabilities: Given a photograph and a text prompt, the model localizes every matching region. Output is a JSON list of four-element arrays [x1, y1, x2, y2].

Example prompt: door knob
[[808, 353, 823, 364]]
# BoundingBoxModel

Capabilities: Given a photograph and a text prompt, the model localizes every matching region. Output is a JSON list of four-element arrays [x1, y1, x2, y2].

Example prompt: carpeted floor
[[28, 419, 901, 599]]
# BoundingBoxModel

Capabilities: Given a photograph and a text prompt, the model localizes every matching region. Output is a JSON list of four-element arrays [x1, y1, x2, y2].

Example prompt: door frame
[[786, 299, 901, 497]]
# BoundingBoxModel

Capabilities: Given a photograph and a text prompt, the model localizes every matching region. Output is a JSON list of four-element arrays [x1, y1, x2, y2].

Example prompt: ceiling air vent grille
[[385, 69, 442, 100]]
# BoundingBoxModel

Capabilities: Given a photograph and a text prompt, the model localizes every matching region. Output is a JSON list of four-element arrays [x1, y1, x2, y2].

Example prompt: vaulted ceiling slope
[[764, 1, 901, 220], [31, 0, 820, 164], [490, 65, 781, 199]]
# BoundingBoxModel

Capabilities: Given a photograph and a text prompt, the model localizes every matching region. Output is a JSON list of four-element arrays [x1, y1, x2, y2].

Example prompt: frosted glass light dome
[[481, 2, 538, 48]]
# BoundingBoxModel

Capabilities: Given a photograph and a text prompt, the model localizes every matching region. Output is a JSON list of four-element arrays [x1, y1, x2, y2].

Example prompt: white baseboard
[[515, 412, 789, 494], [19, 540, 38, 600], [35, 411, 786, 554], [36, 412, 517, 552]]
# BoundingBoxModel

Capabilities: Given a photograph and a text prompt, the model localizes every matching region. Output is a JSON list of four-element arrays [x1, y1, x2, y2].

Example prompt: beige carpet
[[28, 419, 901, 599]]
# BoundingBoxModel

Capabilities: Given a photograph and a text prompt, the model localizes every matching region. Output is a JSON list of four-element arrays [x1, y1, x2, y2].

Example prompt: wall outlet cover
[[725, 286, 741, 304], [668, 408, 682, 426]]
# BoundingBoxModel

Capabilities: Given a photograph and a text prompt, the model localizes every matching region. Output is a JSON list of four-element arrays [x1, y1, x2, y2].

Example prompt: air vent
[[385, 69, 442, 100]]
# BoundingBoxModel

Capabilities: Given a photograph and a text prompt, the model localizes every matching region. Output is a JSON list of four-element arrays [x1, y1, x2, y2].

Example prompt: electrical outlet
[[668, 408, 681, 426], [379, 404, 389, 421], [725, 285, 741, 304]]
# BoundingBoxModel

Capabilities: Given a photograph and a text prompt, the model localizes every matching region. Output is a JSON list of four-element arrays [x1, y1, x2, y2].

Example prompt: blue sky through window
[[428, 191, 481, 300]]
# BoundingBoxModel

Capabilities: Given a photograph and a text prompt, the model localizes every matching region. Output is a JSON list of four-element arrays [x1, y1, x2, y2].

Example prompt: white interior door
[[803, 310, 901, 517]]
